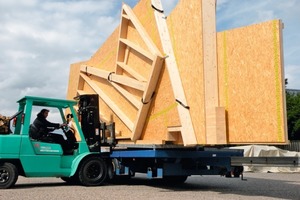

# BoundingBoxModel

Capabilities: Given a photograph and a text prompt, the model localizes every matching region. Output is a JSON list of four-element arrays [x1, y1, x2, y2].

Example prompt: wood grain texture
[[217, 20, 287, 144]]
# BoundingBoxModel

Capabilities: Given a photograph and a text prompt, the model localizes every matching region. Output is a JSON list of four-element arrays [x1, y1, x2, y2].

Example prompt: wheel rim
[[0, 169, 9, 183], [86, 162, 103, 180]]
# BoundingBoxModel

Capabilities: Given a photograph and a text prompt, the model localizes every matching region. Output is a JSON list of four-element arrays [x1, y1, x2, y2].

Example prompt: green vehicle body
[[0, 96, 107, 188]]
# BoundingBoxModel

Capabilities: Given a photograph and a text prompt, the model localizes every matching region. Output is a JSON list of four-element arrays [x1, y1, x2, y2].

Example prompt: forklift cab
[[11, 96, 88, 155], [0, 95, 116, 189], [11, 95, 114, 154]]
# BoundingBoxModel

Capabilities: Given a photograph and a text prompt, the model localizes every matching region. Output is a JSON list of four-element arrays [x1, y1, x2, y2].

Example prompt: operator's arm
[[42, 118, 61, 130]]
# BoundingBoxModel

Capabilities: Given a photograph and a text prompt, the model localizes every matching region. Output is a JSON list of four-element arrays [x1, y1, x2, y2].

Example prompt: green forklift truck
[[0, 95, 244, 189], [0, 95, 114, 189]]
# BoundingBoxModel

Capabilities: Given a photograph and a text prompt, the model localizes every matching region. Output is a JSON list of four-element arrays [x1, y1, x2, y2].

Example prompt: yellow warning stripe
[[223, 31, 229, 111], [273, 20, 283, 142], [149, 102, 178, 121]]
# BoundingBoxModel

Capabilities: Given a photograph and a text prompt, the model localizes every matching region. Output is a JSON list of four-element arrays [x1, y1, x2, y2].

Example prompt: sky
[[0, 0, 299, 117]]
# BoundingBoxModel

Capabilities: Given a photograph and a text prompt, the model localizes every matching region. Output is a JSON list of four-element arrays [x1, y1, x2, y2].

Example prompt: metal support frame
[[231, 156, 300, 167]]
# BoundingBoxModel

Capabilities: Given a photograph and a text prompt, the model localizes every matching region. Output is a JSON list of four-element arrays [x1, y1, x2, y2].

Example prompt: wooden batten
[[202, 0, 227, 144]]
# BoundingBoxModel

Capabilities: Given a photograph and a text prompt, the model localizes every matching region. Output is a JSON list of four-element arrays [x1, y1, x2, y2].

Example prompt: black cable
[[175, 99, 190, 109], [85, 66, 92, 77], [107, 72, 115, 82], [151, 4, 164, 13], [141, 92, 155, 104]]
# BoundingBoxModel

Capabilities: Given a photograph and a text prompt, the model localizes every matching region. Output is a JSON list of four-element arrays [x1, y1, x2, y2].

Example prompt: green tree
[[286, 92, 300, 140]]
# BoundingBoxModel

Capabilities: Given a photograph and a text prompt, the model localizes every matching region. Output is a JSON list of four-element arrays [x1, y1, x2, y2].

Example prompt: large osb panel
[[67, 61, 85, 100], [217, 20, 287, 144], [67, 0, 288, 145], [166, 0, 206, 144]]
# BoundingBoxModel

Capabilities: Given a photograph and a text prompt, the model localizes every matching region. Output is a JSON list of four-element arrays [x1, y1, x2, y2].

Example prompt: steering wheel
[[61, 124, 70, 134], [61, 124, 76, 137]]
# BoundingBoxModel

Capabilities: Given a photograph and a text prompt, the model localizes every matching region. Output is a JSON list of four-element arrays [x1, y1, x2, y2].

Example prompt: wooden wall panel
[[140, 66, 181, 142], [166, 0, 206, 144], [67, 62, 85, 100], [67, 0, 287, 145], [217, 20, 287, 144], [130, 0, 183, 143], [87, 29, 119, 71], [126, 49, 152, 80]]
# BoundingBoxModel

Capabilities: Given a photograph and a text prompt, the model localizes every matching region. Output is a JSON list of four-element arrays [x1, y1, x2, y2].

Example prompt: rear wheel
[[78, 157, 107, 186], [0, 162, 18, 189], [106, 158, 133, 184]]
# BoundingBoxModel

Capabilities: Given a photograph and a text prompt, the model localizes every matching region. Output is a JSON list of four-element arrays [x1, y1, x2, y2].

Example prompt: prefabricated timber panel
[[217, 20, 287, 144], [152, 0, 197, 146], [71, 3, 165, 142], [115, 4, 164, 141], [67, 0, 288, 145]]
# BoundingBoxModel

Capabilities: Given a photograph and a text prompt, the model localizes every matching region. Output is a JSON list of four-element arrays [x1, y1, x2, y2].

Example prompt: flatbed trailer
[[107, 146, 244, 181]]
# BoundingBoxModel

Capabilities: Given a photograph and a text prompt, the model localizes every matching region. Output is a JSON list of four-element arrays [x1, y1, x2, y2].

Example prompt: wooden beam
[[152, 0, 197, 146], [81, 65, 146, 91], [202, 0, 226, 144], [110, 82, 140, 108], [122, 4, 162, 56], [119, 38, 154, 61], [131, 55, 164, 141], [215, 107, 227, 143], [117, 62, 147, 82], [110, 73, 146, 91], [80, 65, 108, 79]]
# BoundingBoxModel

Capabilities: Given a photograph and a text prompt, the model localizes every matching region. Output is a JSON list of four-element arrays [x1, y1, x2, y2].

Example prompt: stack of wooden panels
[[67, 0, 287, 146]]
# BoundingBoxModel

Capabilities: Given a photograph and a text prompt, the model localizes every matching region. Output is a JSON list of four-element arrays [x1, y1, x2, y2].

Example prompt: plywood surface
[[67, 0, 287, 145], [217, 20, 287, 143], [166, 0, 205, 144]]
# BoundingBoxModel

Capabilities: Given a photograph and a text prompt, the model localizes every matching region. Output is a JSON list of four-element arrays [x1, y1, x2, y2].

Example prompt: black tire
[[0, 162, 18, 189], [106, 159, 133, 184], [61, 176, 79, 185], [233, 166, 243, 178], [78, 157, 107, 186]]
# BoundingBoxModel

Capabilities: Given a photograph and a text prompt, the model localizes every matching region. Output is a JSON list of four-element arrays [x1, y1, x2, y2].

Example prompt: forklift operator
[[29, 109, 69, 151]]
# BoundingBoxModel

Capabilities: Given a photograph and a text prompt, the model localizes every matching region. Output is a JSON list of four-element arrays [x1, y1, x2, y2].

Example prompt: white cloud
[[0, 0, 299, 119], [0, 0, 124, 116]]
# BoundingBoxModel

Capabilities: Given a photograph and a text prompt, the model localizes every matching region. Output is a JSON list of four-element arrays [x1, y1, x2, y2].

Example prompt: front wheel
[[78, 157, 107, 186], [0, 162, 18, 189]]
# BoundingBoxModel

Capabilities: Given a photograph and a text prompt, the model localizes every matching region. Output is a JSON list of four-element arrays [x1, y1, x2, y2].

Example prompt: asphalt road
[[1, 173, 300, 200]]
